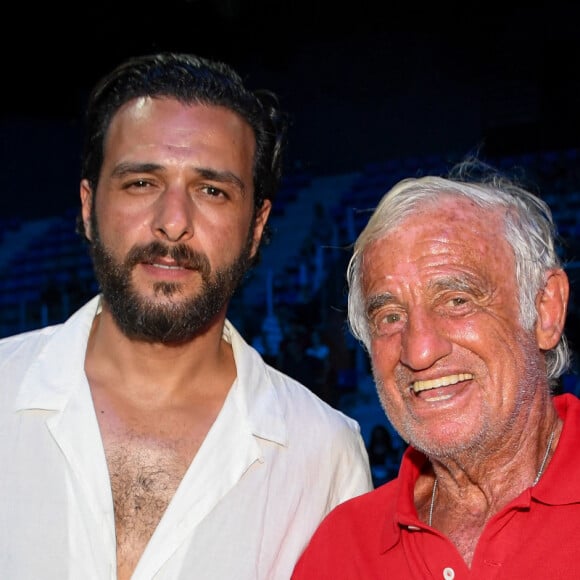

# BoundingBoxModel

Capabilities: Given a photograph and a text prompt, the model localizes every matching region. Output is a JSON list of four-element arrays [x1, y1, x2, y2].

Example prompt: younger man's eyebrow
[[111, 161, 163, 177], [196, 167, 246, 194]]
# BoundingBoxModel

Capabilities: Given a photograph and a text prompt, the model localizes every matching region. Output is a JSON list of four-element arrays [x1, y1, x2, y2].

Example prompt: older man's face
[[361, 196, 539, 457]]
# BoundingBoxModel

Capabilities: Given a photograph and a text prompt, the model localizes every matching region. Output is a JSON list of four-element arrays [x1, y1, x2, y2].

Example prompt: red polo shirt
[[292, 394, 580, 579]]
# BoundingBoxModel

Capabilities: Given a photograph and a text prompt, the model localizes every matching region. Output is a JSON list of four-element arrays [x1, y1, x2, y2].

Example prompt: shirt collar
[[14, 296, 288, 447], [379, 393, 580, 552]]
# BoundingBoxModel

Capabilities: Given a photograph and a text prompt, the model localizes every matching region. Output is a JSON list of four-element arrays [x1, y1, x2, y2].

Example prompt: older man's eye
[[446, 296, 474, 310], [372, 311, 404, 336]]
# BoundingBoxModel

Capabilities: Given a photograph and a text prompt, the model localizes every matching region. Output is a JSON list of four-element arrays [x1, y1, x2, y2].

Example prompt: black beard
[[88, 217, 254, 344]]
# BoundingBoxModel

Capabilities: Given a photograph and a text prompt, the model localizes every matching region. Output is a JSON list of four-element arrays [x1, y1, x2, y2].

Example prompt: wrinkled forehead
[[400, 193, 504, 229], [360, 196, 513, 283], [378, 194, 505, 241]]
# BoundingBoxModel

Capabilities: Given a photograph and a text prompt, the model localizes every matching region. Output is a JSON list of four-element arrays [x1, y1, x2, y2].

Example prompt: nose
[[399, 307, 452, 370], [151, 186, 194, 242]]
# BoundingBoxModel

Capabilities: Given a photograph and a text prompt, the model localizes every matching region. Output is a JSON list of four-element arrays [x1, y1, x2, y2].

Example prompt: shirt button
[[443, 567, 455, 579]]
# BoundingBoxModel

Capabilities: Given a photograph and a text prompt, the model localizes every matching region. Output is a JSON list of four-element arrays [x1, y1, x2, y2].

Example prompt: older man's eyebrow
[[366, 292, 397, 317], [365, 275, 480, 310], [427, 274, 479, 293]]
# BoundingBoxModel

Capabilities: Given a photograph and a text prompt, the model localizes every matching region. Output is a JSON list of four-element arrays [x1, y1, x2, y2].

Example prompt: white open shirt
[[0, 295, 372, 579]]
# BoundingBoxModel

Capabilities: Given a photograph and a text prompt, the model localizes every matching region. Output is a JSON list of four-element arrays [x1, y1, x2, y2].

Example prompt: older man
[[293, 159, 579, 579]]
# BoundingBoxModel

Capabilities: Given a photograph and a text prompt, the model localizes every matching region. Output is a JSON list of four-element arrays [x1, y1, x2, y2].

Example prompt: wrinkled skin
[[360, 194, 569, 564], [361, 196, 564, 461]]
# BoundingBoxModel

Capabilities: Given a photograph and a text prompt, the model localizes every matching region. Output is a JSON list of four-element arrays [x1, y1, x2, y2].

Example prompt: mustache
[[125, 241, 210, 276]]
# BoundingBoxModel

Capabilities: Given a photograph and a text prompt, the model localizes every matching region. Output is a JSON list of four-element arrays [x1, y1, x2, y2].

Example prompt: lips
[[150, 261, 187, 270], [128, 241, 209, 274], [411, 373, 474, 394]]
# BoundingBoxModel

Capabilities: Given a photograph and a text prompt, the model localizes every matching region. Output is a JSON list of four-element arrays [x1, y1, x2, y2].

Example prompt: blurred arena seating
[[2, 149, 580, 444]]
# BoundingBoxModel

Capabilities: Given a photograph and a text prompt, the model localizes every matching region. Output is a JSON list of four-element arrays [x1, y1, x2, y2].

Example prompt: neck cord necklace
[[428, 426, 556, 527]]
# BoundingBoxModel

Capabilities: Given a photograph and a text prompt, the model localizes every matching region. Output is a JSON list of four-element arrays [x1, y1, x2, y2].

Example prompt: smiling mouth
[[411, 373, 474, 394]]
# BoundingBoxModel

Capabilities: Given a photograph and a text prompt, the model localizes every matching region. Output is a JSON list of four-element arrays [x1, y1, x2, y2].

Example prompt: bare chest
[[97, 410, 212, 580], [106, 430, 193, 533]]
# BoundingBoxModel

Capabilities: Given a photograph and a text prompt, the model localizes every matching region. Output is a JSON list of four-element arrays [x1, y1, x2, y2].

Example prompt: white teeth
[[412, 373, 473, 394], [153, 263, 181, 270]]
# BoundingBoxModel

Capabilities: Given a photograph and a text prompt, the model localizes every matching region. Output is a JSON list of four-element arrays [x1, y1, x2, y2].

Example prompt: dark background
[[2, 1, 580, 220]]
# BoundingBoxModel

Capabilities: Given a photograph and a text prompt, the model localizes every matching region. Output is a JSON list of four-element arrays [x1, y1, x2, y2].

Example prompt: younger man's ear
[[80, 180, 93, 241]]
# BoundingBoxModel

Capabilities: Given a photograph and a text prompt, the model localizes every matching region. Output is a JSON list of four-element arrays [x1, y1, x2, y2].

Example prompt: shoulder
[[0, 325, 59, 360], [0, 326, 62, 395], [325, 480, 396, 522], [268, 362, 362, 432], [292, 483, 396, 578], [0, 322, 60, 351], [0, 296, 99, 364], [228, 319, 363, 432], [262, 364, 372, 488], [303, 483, 396, 548]]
